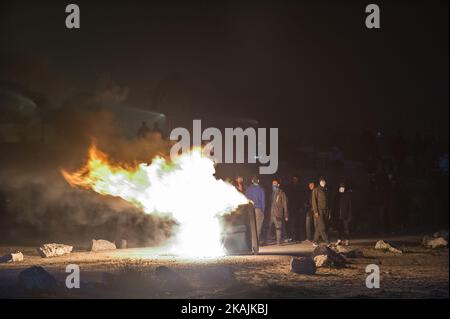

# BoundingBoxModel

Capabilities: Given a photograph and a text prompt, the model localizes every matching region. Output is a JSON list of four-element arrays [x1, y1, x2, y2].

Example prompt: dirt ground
[[0, 235, 448, 299]]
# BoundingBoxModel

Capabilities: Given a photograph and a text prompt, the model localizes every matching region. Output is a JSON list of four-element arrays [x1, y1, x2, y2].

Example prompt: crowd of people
[[233, 175, 354, 248]]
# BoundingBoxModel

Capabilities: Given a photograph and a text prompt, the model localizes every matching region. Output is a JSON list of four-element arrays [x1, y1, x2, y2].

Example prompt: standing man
[[312, 177, 330, 246], [245, 176, 266, 242], [332, 183, 353, 246], [268, 180, 289, 245], [305, 181, 316, 242], [286, 175, 305, 241]]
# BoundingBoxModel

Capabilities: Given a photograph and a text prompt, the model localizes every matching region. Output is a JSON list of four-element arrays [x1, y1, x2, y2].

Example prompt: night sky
[[1, 0, 448, 143]]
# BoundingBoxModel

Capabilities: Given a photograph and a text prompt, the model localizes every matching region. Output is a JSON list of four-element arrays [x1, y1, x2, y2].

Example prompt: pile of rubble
[[290, 245, 365, 275], [38, 243, 73, 258]]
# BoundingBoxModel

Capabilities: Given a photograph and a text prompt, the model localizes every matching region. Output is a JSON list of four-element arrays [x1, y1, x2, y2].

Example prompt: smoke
[[0, 83, 177, 248]]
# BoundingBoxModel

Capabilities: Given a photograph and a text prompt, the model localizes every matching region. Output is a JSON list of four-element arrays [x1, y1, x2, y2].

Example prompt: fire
[[61, 145, 248, 257]]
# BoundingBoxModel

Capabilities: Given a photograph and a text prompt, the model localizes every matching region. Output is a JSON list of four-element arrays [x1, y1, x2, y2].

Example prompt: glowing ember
[[61, 145, 248, 257]]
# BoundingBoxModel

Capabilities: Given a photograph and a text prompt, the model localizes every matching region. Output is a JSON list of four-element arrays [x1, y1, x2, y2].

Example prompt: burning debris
[[61, 145, 249, 257]]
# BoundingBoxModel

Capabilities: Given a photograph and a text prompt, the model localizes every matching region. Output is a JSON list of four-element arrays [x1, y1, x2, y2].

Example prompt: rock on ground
[[290, 257, 316, 275], [38, 243, 73, 258], [313, 255, 330, 267], [423, 237, 448, 249], [312, 246, 347, 267], [90, 239, 117, 252], [375, 240, 403, 254], [0, 251, 24, 263], [18, 266, 57, 292]]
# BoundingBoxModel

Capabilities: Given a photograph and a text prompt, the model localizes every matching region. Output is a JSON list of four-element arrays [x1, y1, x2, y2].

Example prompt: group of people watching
[[235, 175, 353, 247]]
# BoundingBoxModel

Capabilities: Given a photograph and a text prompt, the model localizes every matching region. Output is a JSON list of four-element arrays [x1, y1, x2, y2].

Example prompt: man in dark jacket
[[268, 179, 288, 245], [312, 177, 329, 246], [332, 183, 353, 246], [305, 181, 316, 241], [286, 175, 305, 241], [245, 176, 266, 241]]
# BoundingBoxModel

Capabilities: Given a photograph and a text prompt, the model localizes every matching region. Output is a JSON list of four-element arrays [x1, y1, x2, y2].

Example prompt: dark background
[[0, 0, 448, 243], [1, 0, 448, 138]]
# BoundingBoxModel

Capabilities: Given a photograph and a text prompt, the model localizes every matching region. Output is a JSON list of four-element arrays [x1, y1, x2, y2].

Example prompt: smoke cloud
[[0, 83, 176, 248]]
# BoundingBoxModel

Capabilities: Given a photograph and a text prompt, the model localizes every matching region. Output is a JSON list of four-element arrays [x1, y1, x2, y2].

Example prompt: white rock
[[90, 239, 116, 252], [38, 243, 73, 258], [424, 237, 448, 249], [11, 251, 24, 262], [375, 240, 402, 254]]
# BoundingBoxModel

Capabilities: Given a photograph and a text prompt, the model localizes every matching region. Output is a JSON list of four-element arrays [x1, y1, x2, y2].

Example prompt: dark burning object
[[221, 204, 259, 255]]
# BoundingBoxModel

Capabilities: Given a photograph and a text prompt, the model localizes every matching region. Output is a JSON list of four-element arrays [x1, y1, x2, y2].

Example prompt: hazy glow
[[62, 145, 248, 257]]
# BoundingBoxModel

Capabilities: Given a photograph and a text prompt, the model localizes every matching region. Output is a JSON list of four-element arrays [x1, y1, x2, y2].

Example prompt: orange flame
[[61, 144, 248, 257]]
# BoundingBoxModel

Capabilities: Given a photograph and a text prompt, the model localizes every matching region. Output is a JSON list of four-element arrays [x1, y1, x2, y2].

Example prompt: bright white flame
[[62, 146, 248, 257]]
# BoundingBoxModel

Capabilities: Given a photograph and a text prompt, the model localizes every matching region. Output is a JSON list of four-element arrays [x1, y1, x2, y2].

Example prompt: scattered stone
[[18, 266, 57, 292], [0, 251, 24, 263], [90, 239, 116, 252], [312, 246, 347, 267], [11, 251, 24, 262], [374, 240, 403, 254], [313, 255, 330, 267], [38, 243, 73, 258], [290, 257, 316, 275], [423, 237, 448, 249]]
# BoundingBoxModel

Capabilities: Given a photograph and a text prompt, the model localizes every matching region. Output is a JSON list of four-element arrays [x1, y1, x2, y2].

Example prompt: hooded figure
[[332, 183, 353, 246], [312, 176, 329, 246], [267, 180, 288, 245]]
